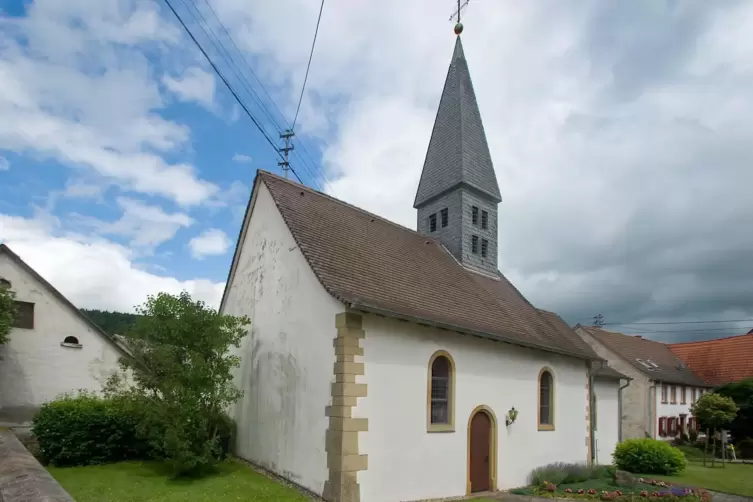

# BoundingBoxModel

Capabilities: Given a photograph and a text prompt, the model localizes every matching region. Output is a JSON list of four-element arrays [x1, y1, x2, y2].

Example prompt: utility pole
[[278, 129, 295, 179], [592, 314, 604, 328]]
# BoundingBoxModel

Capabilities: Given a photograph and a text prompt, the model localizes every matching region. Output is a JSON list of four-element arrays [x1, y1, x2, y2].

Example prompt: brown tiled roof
[[669, 334, 753, 386], [230, 171, 600, 360], [579, 326, 707, 387], [593, 365, 630, 381]]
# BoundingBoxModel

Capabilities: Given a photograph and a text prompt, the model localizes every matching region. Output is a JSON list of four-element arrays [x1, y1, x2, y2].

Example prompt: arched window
[[538, 368, 554, 430], [0, 277, 10, 288], [61, 336, 81, 347], [427, 351, 455, 432]]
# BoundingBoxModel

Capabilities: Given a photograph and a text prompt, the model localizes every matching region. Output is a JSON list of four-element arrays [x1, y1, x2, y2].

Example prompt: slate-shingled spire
[[414, 36, 502, 275]]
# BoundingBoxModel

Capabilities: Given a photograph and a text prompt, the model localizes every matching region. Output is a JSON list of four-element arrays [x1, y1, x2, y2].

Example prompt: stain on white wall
[[0, 253, 123, 424], [221, 183, 342, 496]]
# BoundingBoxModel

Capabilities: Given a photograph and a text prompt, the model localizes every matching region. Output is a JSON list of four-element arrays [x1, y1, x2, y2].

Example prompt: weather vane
[[449, 0, 470, 35]]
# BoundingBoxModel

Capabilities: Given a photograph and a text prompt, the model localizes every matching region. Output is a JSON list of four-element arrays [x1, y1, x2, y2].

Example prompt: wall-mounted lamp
[[505, 407, 518, 426]]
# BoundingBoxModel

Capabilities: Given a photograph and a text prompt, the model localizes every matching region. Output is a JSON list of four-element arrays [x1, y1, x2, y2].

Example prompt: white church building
[[220, 34, 626, 502]]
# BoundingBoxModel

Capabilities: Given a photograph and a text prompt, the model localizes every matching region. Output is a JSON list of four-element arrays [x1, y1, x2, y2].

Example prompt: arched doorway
[[466, 405, 498, 494]]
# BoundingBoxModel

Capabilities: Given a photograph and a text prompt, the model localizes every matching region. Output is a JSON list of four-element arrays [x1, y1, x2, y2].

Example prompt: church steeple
[[414, 35, 502, 275]]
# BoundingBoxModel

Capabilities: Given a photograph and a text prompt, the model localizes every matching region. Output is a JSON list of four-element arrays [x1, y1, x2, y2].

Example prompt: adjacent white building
[[0, 244, 128, 425], [575, 325, 711, 442], [220, 34, 624, 502]]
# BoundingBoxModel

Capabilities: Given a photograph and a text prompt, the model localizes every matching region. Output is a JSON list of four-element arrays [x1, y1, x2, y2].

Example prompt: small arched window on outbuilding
[[538, 368, 555, 431], [427, 350, 456, 432], [61, 336, 82, 348], [0, 277, 10, 288]]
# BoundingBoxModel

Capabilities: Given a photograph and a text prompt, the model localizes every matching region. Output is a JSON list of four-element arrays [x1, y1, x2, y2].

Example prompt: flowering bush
[[566, 488, 574, 493]]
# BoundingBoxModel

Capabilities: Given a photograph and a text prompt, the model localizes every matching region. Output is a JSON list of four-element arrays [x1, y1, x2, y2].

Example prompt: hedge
[[613, 438, 687, 475]]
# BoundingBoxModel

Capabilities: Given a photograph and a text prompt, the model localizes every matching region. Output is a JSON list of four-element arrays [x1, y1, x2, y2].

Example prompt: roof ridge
[[0, 244, 130, 356], [668, 332, 753, 346], [259, 170, 449, 245]]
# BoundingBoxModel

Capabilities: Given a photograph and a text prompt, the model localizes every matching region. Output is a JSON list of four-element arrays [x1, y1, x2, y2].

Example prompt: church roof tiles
[[241, 171, 600, 361]]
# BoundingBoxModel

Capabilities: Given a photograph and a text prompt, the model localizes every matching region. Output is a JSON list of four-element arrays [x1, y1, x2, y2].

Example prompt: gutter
[[347, 302, 604, 362], [618, 378, 632, 443], [648, 381, 659, 439]]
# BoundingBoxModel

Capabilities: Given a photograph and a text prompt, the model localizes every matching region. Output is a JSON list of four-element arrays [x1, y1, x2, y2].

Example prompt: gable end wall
[[221, 182, 343, 496], [574, 327, 651, 440], [0, 253, 122, 424]]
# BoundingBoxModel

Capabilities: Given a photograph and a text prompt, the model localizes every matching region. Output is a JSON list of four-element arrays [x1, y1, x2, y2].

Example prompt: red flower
[[578, 489, 585, 494], [566, 488, 574, 493]]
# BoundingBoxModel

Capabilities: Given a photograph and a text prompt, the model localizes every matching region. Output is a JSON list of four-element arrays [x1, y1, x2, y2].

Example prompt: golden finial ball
[[454, 22, 463, 35]]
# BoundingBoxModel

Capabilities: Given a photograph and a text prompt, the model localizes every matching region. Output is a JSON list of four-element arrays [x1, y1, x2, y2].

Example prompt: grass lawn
[[48, 459, 310, 502], [640, 462, 753, 497]]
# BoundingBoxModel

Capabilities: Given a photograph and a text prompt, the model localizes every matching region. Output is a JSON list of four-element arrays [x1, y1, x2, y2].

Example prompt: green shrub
[[613, 438, 687, 475], [32, 392, 153, 466]]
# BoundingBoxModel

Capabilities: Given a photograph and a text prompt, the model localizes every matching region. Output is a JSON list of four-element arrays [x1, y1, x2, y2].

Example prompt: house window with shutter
[[13, 301, 34, 329], [481, 239, 488, 258], [670, 386, 677, 404], [659, 417, 667, 437], [481, 210, 488, 229], [661, 384, 668, 404], [471, 235, 479, 254], [471, 206, 479, 225], [440, 208, 449, 228], [668, 417, 675, 436], [538, 368, 555, 430], [691, 388, 697, 403], [427, 351, 455, 432], [681, 386, 687, 404], [429, 213, 437, 232]]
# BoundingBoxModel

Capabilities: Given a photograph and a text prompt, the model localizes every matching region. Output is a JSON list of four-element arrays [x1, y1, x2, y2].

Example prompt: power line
[[194, 0, 285, 134], [163, 0, 303, 184], [605, 319, 753, 326], [292, 0, 325, 130], [188, 0, 331, 190], [620, 326, 749, 335]]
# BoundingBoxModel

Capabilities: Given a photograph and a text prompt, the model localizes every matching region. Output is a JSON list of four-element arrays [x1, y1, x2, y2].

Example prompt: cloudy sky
[[1, 0, 752, 342]]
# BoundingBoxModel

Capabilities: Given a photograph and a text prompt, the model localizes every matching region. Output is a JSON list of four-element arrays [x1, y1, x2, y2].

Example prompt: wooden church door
[[469, 411, 491, 492]]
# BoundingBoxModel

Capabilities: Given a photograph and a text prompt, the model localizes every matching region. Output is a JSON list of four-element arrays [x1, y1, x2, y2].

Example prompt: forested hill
[[81, 309, 141, 336]]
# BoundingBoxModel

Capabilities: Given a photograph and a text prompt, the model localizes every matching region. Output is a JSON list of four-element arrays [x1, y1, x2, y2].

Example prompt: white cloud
[[0, 155, 8, 171], [203, 0, 753, 333], [189, 228, 231, 259], [0, 0, 218, 206], [232, 153, 252, 163], [75, 197, 194, 248], [0, 212, 223, 311], [162, 67, 216, 109]]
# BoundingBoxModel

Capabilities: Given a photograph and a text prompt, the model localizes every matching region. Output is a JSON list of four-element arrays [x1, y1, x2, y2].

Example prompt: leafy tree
[[0, 283, 17, 346], [692, 393, 738, 430], [106, 291, 249, 476], [691, 392, 738, 466], [715, 378, 753, 443]]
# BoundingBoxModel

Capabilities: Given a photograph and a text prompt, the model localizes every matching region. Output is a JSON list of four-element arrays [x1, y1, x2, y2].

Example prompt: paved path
[[710, 491, 753, 502]]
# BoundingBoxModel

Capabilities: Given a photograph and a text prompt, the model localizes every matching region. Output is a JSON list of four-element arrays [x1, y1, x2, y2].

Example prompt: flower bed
[[528, 477, 712, 502]]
